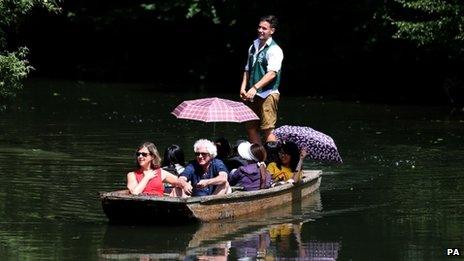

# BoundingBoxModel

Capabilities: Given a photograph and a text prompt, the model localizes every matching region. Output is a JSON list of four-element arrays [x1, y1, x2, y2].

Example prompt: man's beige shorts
[[245, 93, 280, 130]]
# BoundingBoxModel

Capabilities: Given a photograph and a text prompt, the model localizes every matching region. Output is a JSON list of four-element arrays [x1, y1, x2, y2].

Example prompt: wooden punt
[[98, 190, 329, 260], [99, 170, 322, 223]]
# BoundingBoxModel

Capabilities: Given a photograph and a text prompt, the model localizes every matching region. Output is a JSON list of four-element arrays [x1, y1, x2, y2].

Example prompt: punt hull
[[100, 170, 322, 223]]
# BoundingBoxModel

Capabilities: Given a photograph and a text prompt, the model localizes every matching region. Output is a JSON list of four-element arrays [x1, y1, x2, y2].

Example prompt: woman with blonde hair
[[126, 142, 185, 196]]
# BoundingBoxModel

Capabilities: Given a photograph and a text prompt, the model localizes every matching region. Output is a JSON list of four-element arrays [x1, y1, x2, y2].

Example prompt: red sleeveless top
[[135, 168, 164, 196]]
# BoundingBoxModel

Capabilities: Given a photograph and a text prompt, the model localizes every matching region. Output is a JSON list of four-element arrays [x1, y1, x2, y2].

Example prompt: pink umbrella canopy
[[171, 97, 259, 123]]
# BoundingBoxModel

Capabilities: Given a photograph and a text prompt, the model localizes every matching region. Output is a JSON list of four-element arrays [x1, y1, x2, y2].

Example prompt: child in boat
[[228, 142, 272, 191], [267, 141, 305, 182], [224, 139, 249, 171], [126, 142, 185, 196], [161, 144, 187, 176]]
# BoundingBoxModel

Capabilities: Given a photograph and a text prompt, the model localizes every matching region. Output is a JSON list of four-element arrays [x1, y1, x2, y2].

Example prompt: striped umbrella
[[171, 97, 259, 136], [171, 97, 258, 123]]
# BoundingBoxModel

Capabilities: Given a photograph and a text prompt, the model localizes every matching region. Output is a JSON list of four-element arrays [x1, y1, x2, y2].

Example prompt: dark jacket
[[225, 155, 248, 172], [228, 163, 272, 191]]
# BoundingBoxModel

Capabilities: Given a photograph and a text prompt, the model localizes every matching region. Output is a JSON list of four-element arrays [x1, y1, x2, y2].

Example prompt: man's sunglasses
[[194, 152, 210, 157]]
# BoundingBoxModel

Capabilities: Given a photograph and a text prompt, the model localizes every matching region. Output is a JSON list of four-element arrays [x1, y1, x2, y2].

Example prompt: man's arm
[[177, 164, 194, 195], [245, 70, 277, 100], [240, 44, 254, 100], [240, 71, 250, 100], [251, 71, 277, 90], [196, 171, 228, 188], [178, 176, 193, 195]]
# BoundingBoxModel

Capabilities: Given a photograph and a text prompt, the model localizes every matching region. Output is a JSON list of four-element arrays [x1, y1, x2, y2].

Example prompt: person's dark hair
[[215, 137, 231, 161], [250, 143, 269, 189], [264, 141, 281, 164], [260, 15, 278, 29], [250, 143, 267, 162], [161, 144, 186, 168], [135, 142, 161, 169], [279, 141, 300, 171], [231, 139, 248, 156]]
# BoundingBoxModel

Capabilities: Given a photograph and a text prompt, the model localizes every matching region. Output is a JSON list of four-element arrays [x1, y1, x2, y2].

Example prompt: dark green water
[[0, 80, 463, 260]]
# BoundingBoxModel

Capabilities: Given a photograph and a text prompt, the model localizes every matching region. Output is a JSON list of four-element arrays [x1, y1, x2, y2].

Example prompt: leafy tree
[[0, 0, 60, 110], [382, 0, 464, 108], [140, 0, 222, 23], [385, 0, 464, 49]]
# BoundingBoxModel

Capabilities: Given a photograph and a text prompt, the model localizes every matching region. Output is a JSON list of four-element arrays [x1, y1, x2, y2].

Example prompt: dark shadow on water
[[100, 223, 200, 259]]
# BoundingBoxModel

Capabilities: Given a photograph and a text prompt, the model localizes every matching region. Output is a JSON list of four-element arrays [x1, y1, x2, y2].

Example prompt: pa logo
[[446, 248, 461, 256]]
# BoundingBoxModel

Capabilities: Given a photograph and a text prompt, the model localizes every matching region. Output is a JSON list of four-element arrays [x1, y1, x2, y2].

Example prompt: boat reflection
[[99, 190, 341, 260]]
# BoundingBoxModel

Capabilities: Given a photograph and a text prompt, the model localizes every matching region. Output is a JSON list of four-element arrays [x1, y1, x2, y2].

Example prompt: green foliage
[[0, 47, 32, 109], [138, 0, 223, 24], [385, 0, 464, 51], [0, 0, 60, 109], [381, 0, 464, 106], [0, 0, 61, 26]]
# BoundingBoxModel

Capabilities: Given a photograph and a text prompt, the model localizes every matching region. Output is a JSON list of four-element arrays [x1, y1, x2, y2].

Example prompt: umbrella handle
[[293, 169, 304, 184], [293, 155, 305, 183], [295, 154, 305, 172]]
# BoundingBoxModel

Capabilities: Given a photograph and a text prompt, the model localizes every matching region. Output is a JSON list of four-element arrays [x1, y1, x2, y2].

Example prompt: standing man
[[240, 15, 283, 144]]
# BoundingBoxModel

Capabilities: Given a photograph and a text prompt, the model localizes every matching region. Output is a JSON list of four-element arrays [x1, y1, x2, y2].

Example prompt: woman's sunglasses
[[135, 152, 150, 157]]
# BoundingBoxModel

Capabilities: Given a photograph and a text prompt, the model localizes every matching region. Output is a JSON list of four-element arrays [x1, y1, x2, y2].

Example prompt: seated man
[[173, 139, 230, 197]]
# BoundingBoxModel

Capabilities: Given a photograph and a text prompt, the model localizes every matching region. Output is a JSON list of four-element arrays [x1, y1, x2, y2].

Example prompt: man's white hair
[[193, 139, 217, 158]]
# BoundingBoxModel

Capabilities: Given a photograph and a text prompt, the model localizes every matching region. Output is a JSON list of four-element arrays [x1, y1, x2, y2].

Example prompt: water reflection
[[1, 81, 463, 260], [98, 191, 340, 260]]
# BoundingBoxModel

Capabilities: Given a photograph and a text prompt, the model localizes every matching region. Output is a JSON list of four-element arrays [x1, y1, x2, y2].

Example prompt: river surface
[[0, 80, 463, 260]]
